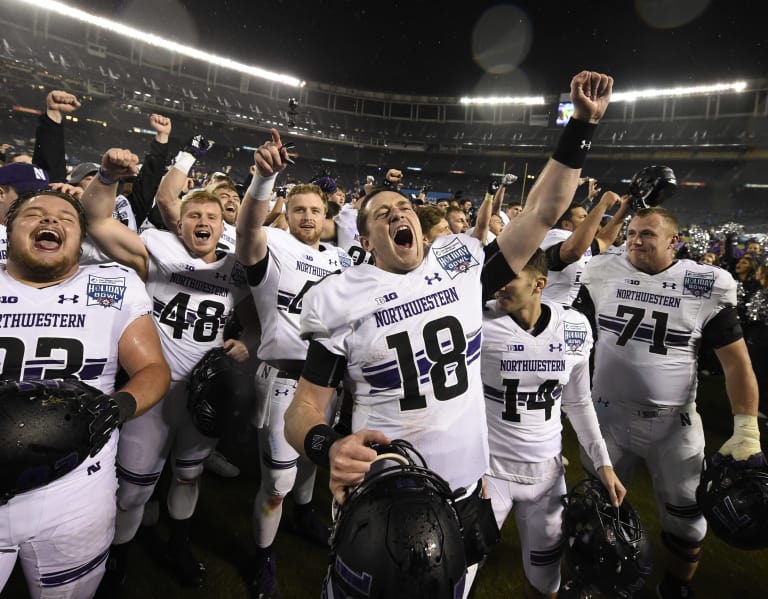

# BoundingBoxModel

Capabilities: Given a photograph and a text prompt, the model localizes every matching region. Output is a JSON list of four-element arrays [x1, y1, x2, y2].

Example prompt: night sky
[[59, 0, 766, 96]]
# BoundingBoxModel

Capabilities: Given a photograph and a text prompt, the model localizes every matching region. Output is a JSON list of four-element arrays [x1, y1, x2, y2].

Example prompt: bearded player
[[0, 188, 169, 598], [236, 136, 353, 597]]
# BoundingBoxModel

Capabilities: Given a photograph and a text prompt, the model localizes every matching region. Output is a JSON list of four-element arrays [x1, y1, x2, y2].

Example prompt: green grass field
[[5, 374, 768, 598]]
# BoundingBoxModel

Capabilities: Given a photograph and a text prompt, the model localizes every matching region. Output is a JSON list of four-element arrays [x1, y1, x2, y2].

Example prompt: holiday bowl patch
[[87, 275, 126, 309], [434, 238, 479, 278], [683, 270, 714, 299]]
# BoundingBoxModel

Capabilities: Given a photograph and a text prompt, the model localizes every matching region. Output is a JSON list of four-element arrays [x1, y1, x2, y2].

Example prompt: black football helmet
[[561, 478, 653, 598], [327, 439, 467, 599], [628, 164, 677, 211], [187, 347, 252, 438], [0, 379, 96, 505], [696, 454, 768, 550]]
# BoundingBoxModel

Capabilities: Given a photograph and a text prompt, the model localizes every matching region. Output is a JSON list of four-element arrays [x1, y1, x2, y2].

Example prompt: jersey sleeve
[[299, 275, 341, 343], [110, 266, 154, 342], [481, 238, 517, 300], [561, 316, 610, 470], [701, 305, 743, 350], [301, 340, 347, 388], [540, 228, 569, 251], [544, 241, 568, 271], [561, 310, 594, 405], [228, 259, 250, 304]]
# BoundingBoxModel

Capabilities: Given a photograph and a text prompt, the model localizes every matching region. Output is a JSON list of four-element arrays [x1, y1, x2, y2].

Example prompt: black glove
[[87, 391, 137, 457], [182, 134, 212, 158], [487, 180, 500, 195]]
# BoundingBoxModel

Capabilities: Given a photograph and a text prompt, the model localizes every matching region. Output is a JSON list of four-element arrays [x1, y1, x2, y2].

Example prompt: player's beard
[[292, 223, 321, 246], [7, 244, 79, 283]]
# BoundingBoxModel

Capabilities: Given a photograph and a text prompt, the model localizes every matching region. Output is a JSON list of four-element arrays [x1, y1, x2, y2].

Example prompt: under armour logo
[[596, 398, 609, 408], [549, 343, 562, 352], [425, 273, 442, 285], [58, 295, 79, 304], [214, 272, 227, 280], [87, 462, 102, 475], [662, 282, 677, 289], [328, 258, 338, 267], [580, 140, 591, 150], [274, 389, 289, 396]]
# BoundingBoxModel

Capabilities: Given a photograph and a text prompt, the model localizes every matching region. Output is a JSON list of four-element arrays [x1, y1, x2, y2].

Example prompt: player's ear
[[360, 235, 372, 252], [534, 274, 547, 294]]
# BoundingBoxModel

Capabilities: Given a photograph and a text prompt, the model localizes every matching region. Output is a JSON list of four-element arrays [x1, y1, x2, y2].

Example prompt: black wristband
[[111, 391, 137, 424], [304, 423, 342, 469], [552, 117, 597, 169]]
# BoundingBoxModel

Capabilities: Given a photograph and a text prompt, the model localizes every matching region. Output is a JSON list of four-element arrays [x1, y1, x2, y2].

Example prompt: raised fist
[[570, 71, 614, 124], [47, 90, 81, 114], [46, 90, 81, 124], [100, 148, 140, 182], [149, 114, 172, 136]]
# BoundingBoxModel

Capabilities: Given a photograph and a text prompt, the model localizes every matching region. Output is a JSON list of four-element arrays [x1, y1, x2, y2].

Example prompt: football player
[[0, 189, 169, 598], [236, 139, 353, 597], [154, 143, 248, 479], [282, 70, 616, 598], [540, 189, 631, 306], [572, 206, 764, 599], [80, 148, 251, 591], [0, 162, 51, 262], [205, 180, 240, 252], [481, 248, 624, 599]]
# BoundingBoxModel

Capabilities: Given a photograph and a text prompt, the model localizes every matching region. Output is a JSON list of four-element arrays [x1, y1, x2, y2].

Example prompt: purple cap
[[0, 163, 50, 194]]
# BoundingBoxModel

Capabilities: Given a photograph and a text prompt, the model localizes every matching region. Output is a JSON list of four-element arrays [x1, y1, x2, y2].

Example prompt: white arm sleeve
[[562, 358, 612, 469]]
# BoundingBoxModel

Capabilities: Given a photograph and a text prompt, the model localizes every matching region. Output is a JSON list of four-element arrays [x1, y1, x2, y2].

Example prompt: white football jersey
[[80, 234, 117, 266], [301, 234, 489, 491], [335, 204, 374, 265], [141, 229, 248, 380], [582, 254, 736, 407], [540, 228, 593, 305], [114, 194, 138, 232], [251, 227, 352, 363], [481, 301, 592, 467], [0, 264, 151, 392], [217, 221, 237, 254]]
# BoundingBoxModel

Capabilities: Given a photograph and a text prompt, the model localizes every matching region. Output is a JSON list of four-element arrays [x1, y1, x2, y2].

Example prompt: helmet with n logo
[[327, 439, 467, 598], [696, 454, 768, 550], [561, 478, 653, 598]]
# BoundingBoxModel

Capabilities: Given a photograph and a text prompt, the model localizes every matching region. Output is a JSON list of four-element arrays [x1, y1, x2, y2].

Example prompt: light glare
[[11, 0, 304, 87]]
